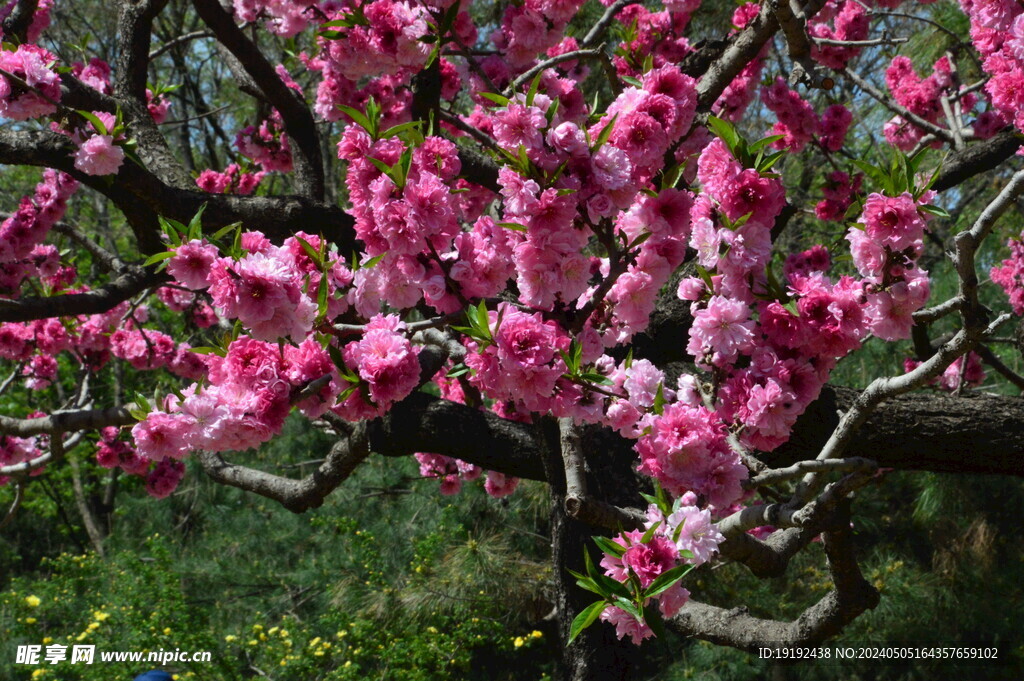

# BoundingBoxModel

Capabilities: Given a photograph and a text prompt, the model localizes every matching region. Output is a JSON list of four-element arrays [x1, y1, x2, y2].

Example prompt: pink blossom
[[73, 135, 125, 176], [131, 412, 191, 462], [666, 498, 724, 566], [600, 605, 653, 645], [859, 193, 928, 252], [146, 459, 185, 499], [687, 296, 756, 367], [168, 240, 218, 289]]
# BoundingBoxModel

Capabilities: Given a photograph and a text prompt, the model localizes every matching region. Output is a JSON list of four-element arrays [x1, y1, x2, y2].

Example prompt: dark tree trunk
[[539, 419, 648, 681], [551, 499, 644, 681]]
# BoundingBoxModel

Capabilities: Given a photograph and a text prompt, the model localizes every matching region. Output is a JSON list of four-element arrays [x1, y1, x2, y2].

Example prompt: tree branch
[[197, 424, 371, 513], [1, 0, 37, 42], [0, 268, 163, 323], [192, 0, 325, 200]]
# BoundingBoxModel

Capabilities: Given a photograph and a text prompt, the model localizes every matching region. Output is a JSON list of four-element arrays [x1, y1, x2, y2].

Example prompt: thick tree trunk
[[540, 419, 649, 681], [550, 487, 645, 681]]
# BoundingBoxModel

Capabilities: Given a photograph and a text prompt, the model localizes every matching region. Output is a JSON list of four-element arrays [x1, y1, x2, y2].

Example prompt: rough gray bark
[[773, 385, 1024, 477]]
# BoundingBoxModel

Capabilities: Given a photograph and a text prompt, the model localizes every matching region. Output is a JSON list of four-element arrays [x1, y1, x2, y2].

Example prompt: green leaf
[[336, 104, 374, 136], [593, 536, 626, 558], [498, 222, 528, 232], [159, 216, 183, 247], [639, 491, 660, 509], [706, 115, 742, 158], [363, 253, 387, 269], [366, 157, 399, 182], [545, 98, 561, 126], [653, 382, 666, 416], [627, 231, 652, 250], [327, 344, 349, 375], [336, 384, 358, 404], [643, 564, 693, 599], [580, 372, 614, 386], [211, 221, 242, 242], [640, 520, 661, 544], [660, 164, 685, 191], [917, 154, 945, 198], [474, 301, 490, 338], [142, 251, 176, 267], [381, 120, 424, 140], [188, 346, 226, 357], [76, 109, 109, 136], [591, 114, 619, 152], [621, 75, 643, 88], [525, 69, 544, 107], [612, 596, 642, 623], [695, 264, 714, 291], [438, 1, 460, 35], [852, 159, 892, 196], [295, 236, 323, 267], [316, 274, 329, 319], [567, 601, 607, 646], [584, 546, 601, 583], [757, 150, 785, 173], [920, 203, 950, 219], [891, 153, 909, 196], [567, 569, 603, 594], [187, 203, 207, 241], [445, 364, 470, 378], [478, 92, 510, 107], [749, 134, 785, 155]]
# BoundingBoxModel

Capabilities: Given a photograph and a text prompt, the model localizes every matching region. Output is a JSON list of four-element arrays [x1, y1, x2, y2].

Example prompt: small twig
[[810, 36, 908, 47], [912, 296, 963, 324], [974, 344, 1024, 392], [745, 457, 876, 489], [437, 110, 501, 154], [507, 46, 605, 94], [149, 29, 214, 60], [0, 482, 25, 531], [581, 0, 632, 49], [841, 67, 956, 145]]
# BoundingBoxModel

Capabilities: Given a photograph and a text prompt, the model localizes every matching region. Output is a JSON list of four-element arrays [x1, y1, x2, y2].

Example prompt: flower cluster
[[317, 0, 433, 80], [961, 0, 1024, 139], [0, 44, 61, 120], [236, 114, 293, 172], [0, 170, 77, 267], [71, 112, 126, 176], [196, 164, 266, 195], [847, 192, 932, 340], [340, 129, 486, 315], [232, 0, 311, 37], [596, 494, 723, 643], [991, 229, 1024, 314], [466, 305, 571, 413], [333, 315, 422, 421], [203, 235, 325, 342], [815, 170, 861, 222], [0, 433, 44, 486], [808, 0, 869, 70], [761, 80, 852, 153]]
